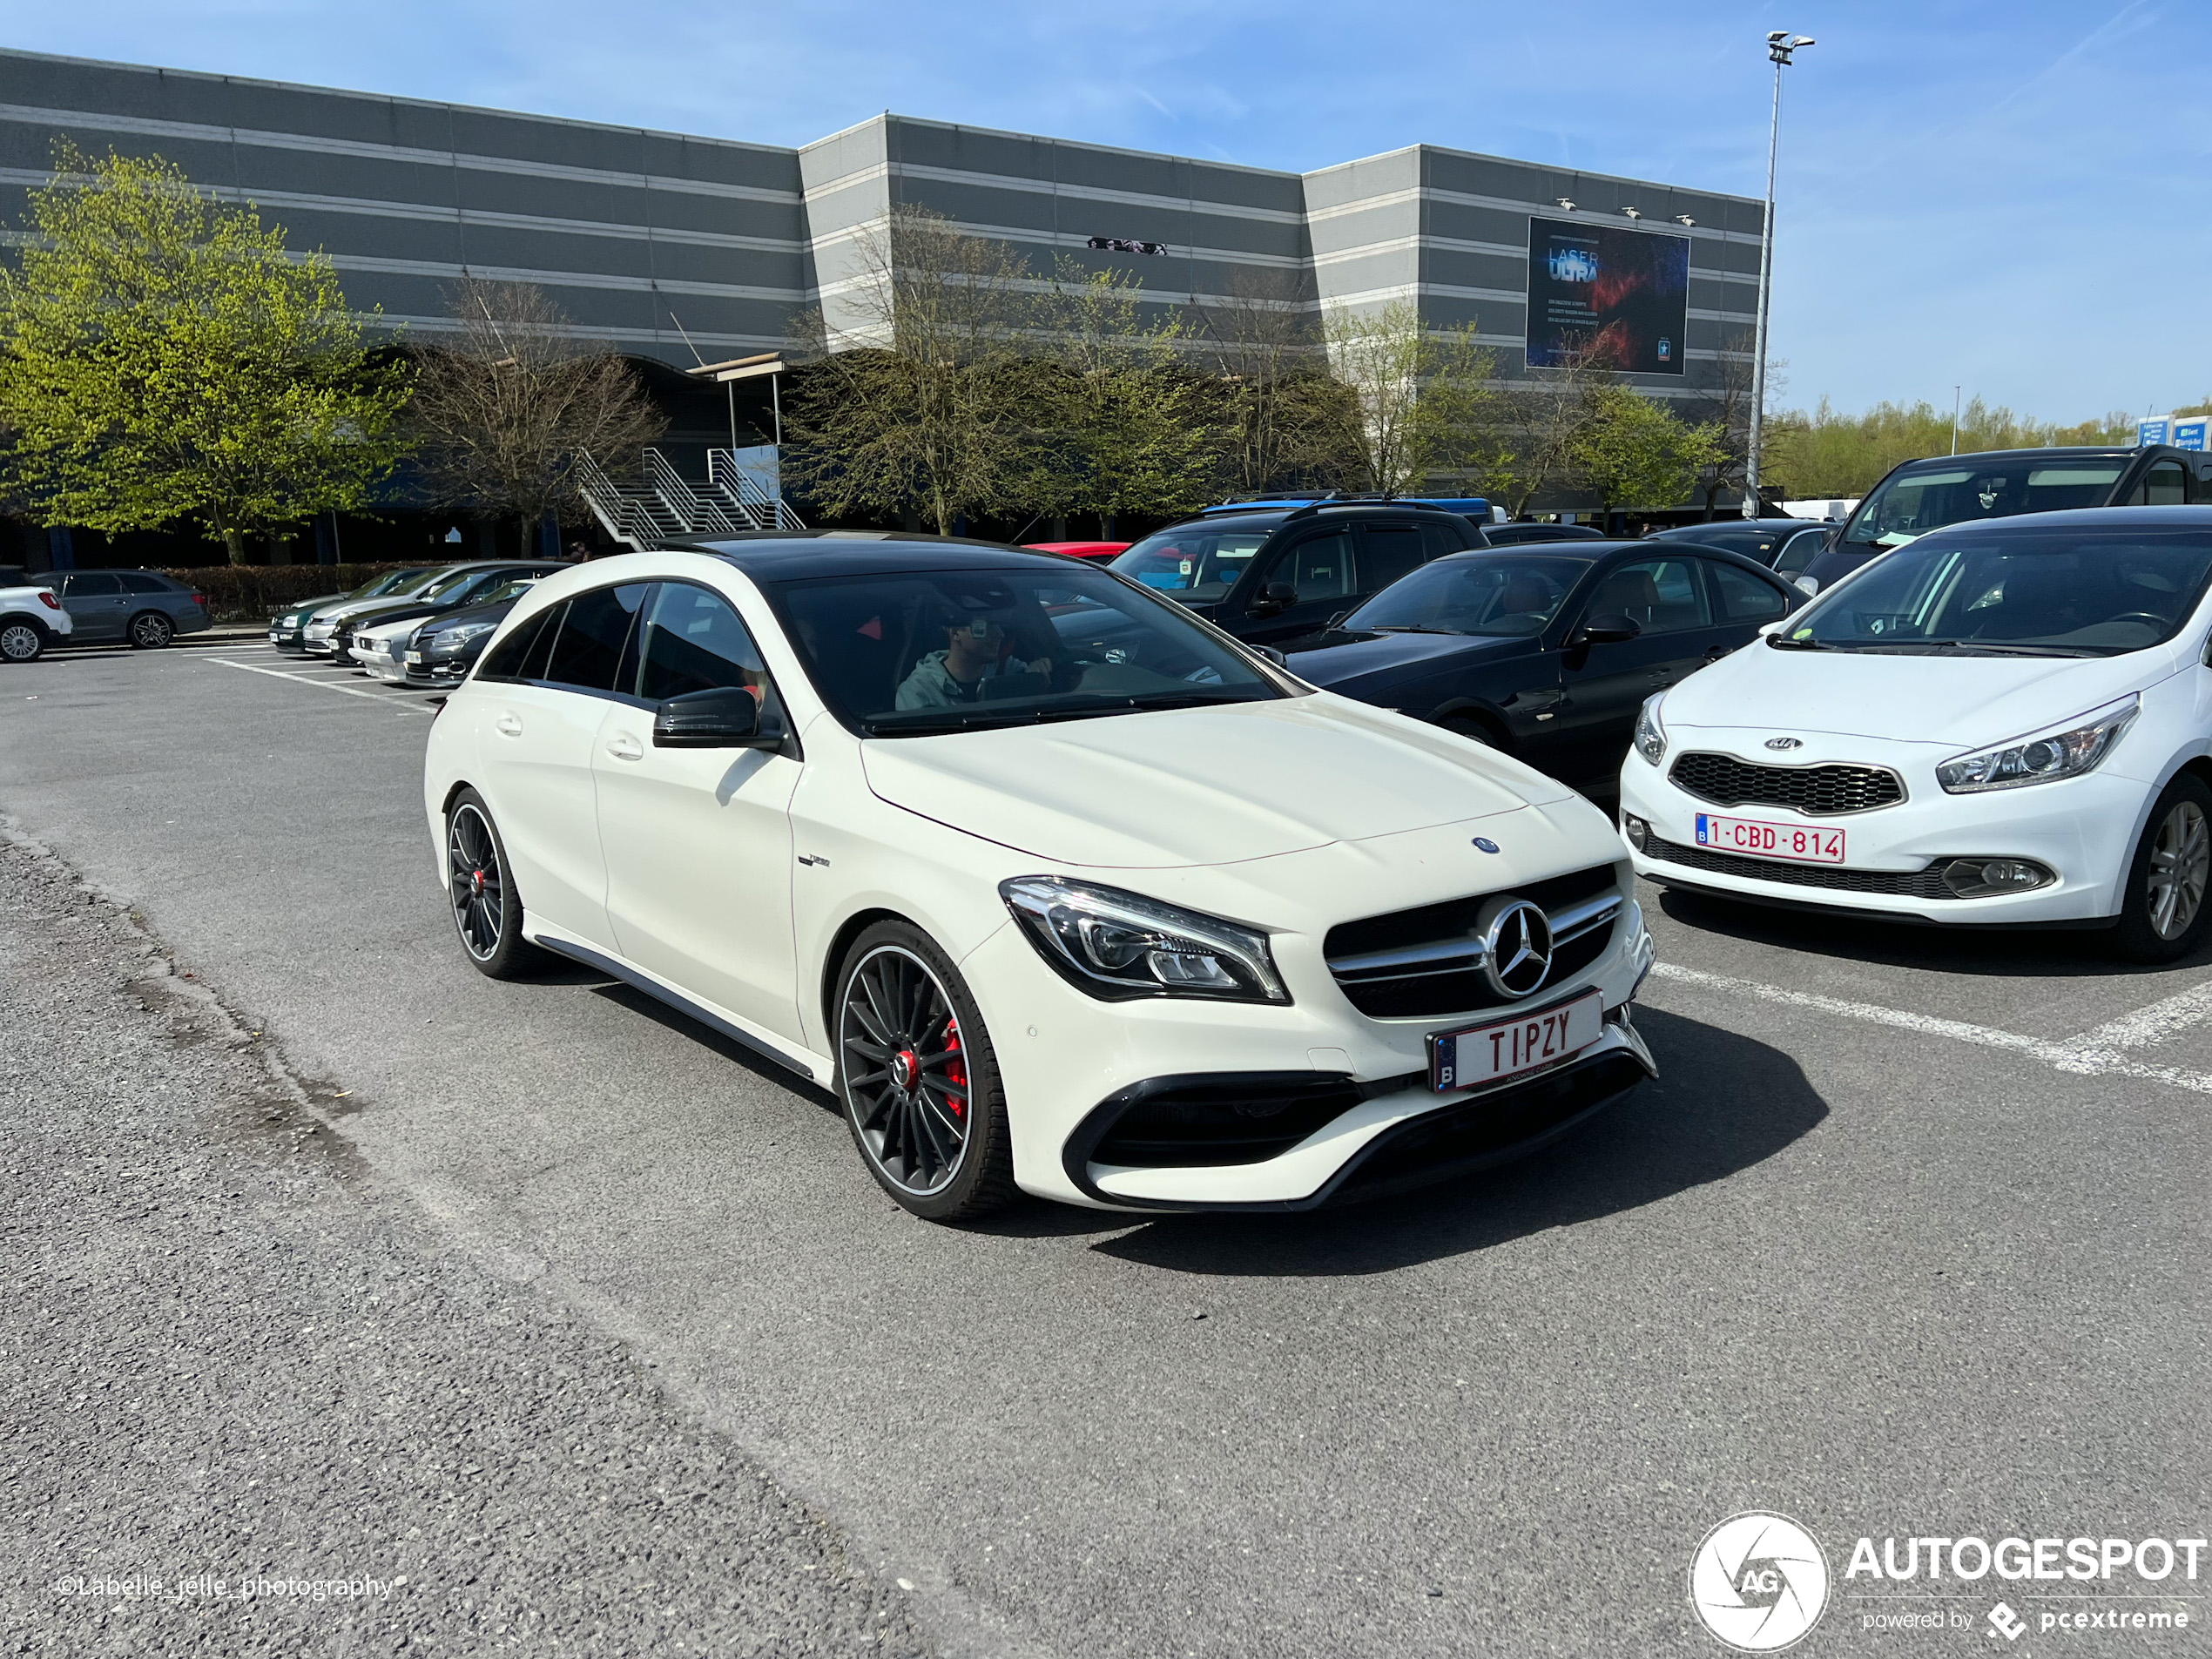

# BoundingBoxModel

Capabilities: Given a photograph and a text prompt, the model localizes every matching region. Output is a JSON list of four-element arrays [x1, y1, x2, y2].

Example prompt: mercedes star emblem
[[1764, 736, 1804, 751], [1479, 897, 1554, 1000]]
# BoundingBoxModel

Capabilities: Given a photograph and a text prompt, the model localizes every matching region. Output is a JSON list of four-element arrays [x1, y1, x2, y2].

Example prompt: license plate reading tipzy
[[1695, 813, 1845, 864], [1429, 989, 1604, 1093]]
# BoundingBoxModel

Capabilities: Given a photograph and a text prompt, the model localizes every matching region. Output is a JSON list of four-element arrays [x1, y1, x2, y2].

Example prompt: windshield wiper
[[1866, 638, 2101, 658], [1765, 633, 1838, 650], [1369, 624, 1461, 636], [861, 690, 1265, 737]]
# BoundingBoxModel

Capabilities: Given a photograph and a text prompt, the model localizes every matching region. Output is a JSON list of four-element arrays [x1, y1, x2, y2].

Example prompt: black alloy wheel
[[128, 610, 174, 650], [0, 621, 44, 663], [444, 789, 545, 980], [835, 922, 1015, 1220]]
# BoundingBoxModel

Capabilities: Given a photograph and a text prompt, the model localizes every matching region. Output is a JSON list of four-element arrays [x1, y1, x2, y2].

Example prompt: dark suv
[[1796, 445, 2210, 593], [1107, 502, 1488, 644]]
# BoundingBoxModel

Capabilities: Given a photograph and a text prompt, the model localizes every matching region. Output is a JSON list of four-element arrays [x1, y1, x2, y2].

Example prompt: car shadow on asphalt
[[1649, 882, 2212, 981], [589, 979, 840, 1109], [1061, 1006, 1824, 1274]]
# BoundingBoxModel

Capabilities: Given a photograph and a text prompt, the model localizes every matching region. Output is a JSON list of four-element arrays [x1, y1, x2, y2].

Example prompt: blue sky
[[12, 1, 2206, 421]]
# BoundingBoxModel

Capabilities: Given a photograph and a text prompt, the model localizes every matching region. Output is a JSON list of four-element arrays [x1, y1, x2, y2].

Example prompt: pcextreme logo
[[1689, 1512, 1832, 1652]]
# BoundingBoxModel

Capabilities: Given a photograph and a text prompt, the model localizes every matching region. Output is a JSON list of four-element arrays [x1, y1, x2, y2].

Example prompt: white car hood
[[860, 694, 1575, 869], [1664, 640, 2177, 748]]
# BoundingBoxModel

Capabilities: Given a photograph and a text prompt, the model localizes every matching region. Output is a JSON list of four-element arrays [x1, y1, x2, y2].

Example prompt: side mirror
[[1574, 612, 1642, 645], [653, 685, 773, 748], [1254, 644, 1289, 668], [1251, 580, 1298, 616]]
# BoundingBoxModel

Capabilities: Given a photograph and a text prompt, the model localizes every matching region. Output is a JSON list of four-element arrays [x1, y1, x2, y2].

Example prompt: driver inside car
[[895, 604, 1057, 710]]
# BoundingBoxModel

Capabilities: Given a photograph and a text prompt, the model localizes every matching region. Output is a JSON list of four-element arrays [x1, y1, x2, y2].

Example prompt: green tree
[[1026, 258, 1217, 533], [1476, 349, 1615, 517], [1764, 396, 2137, 497], [0, 143, 412, 563], [782, 206, 1034, 534], [1323, 300, 1501, 496], [1570, 384, 1725, 513]]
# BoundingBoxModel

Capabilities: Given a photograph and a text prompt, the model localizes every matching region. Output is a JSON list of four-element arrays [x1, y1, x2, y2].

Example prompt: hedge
[[155, 563, 422, 623]]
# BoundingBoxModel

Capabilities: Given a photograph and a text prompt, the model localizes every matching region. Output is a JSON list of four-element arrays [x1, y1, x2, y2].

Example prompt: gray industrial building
[[0, 47, 1764, 563]]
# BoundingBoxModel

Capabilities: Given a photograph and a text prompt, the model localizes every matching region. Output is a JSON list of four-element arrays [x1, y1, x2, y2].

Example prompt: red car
[[1022, 541, 1130, 561]]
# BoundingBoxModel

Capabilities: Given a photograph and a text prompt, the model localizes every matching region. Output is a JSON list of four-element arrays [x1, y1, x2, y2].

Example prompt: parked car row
[[272, 560, 574, 690], [0, 569, 209, 660]]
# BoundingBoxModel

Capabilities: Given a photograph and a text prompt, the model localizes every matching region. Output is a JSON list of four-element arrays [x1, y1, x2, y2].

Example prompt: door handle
[[605, 732, 644, 762], [495, 711, 523, 738]]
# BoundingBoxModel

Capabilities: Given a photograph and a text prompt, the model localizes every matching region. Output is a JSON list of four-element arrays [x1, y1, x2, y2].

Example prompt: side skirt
[[529, 933, 831, 1087]]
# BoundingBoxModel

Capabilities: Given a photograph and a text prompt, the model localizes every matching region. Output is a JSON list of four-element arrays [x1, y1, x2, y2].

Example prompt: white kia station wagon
[[1622, 507, 2212, 961], [424, 537, 1657, 1219]]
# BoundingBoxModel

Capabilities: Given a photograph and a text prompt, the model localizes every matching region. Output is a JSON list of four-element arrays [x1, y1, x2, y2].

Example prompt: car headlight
[[430, 621, 496, 651], [999, 876, 1289, 1003], [1935, 695, 2139, 793], [305, 620, 335, 638], [1634, 693, 1667, 765]]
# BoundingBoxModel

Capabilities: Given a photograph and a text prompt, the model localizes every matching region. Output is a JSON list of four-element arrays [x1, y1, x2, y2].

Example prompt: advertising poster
[[1524, 216, 1691, 375]]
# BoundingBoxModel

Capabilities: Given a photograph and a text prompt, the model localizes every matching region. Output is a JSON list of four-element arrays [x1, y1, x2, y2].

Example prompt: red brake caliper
[[942, 1018, 966, 1117]]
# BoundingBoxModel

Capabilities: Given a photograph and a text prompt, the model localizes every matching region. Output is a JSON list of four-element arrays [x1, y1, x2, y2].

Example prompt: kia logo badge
[[1479, 898, 1554, 1000], [1764, 737, 1804, 751]]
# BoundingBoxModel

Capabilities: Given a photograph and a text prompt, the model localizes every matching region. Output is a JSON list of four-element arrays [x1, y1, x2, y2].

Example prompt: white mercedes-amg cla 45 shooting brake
[[422, 537, 1658, 1220], [1621, 507, 2212, 961]]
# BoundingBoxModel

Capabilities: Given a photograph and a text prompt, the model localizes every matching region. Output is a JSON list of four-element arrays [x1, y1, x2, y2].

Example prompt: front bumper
[[970, 900, 1658, 1211], [1619, 742, 2142, 924]]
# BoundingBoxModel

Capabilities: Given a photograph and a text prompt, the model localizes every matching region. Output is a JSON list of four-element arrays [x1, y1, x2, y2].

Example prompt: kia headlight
[[1633, 693, 1667, 765], [1000, 877, 1289, 1003], [1935, 695, 2139, 793]]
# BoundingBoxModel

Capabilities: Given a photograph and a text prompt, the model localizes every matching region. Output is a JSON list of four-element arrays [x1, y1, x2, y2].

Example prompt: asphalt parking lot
[[5, 641, 2209, 1657]]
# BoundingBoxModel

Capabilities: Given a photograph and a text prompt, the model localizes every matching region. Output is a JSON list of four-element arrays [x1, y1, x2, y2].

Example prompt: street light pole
[[1743, 30, 1815, 520]]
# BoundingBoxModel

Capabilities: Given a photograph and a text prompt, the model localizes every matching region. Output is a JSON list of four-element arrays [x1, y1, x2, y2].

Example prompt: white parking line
[[1649, 961, 2212, 1096], [206, 658, 435, 714], [2067, 979, 2212, 1051]]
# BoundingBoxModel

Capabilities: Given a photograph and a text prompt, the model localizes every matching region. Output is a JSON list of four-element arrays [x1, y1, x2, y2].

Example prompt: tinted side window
[[118, 572, 172, 593], [1712, 562, 1790, 623], [1420, 522, 1468, 559], [63, 574, 122, 597], [545, 583, 649, 692], [475, 608, 554, 682], [2144, 462, 2188, 506], [1358, 524, 1426, 592], [637, 583, 768, 701], [1773, 529, 1827, 579], [1270, 529, 1353, 601], [1583, 557, 1712, 634]]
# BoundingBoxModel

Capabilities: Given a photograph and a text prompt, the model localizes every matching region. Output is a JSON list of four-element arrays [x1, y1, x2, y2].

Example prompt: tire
[[2112, 772, 2212, 963], [444, 788, 551, 980], [0, 620, 44, 664], [833, 921, 1017, 1221], [127, 610, 174, 650]]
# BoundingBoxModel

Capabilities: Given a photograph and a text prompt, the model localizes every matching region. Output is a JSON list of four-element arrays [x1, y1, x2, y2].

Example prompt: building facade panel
[[0, 48, 1762, 388]]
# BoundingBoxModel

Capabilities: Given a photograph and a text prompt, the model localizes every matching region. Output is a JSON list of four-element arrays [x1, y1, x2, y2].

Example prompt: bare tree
[[1324, 300, 1501, 496], [1479, 347, 1618, 518], [1188, 269, 1358, 497], [408, 279, 665, 545], [783, 206, 1035, 534]]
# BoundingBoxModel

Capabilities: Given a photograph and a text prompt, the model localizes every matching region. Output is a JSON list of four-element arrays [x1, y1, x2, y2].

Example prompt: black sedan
[[1285, 542, 1800, 789], [401, 577, 541, 685]]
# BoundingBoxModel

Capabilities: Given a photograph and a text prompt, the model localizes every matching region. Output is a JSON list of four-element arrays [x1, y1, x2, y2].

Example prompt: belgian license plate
[[1428, 988, 1604, 1094], [1695, 813, 1845, 864]]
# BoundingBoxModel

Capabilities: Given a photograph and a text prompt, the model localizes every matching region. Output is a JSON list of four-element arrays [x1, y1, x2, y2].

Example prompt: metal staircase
[[576, 447, 805, 550]]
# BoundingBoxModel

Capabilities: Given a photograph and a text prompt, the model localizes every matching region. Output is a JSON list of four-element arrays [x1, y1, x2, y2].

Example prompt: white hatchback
[[1620, 507, 2212, 961], [422, 539, 1658, 1219]]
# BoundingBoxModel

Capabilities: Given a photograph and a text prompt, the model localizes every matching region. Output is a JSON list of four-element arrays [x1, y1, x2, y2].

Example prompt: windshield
[[1344, 555, 1590, 637], [416, 567, 489, 601], [1784, 524, 2212, 657], [776, 566, 1285, 735], [361, 568, 435, 599], [1842, 457, 2127, 549], [1109, 523, 1272, 602]]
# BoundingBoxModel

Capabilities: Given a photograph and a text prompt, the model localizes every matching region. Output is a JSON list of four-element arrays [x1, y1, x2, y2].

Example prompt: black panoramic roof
[[682, 532, 1066, 582], [1894, 447, 2136, 468]]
